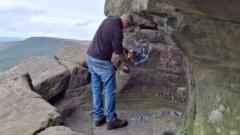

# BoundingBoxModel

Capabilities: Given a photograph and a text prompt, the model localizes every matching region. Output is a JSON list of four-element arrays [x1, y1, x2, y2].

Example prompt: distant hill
[[1, 37, 84, 46], [0, 37, 24, 43], [0, 37, 90, 72]]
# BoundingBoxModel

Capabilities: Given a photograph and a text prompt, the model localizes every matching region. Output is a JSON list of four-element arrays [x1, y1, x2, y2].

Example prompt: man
[[86, 13, 133, 130]]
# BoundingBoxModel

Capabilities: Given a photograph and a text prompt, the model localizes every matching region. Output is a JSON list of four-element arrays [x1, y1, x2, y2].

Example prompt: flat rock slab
[[37, 126, 83, 135], [0, 72, 62, 135], [63, 106, 183, 135], [19, 56, 70, 100]]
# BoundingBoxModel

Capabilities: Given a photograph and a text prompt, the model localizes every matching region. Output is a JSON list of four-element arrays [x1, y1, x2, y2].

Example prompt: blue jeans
[[86, 55, 116, 122]]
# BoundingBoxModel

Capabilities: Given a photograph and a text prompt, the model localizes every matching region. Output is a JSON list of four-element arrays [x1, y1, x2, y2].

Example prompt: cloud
[[0, 7, 43, 30], [0, 0, 106, 40]]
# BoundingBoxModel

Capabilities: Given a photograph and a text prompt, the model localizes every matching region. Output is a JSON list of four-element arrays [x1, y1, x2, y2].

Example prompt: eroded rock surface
[[53, 45, 91, 117], [37, 126, 83, 135], [55, 44, 90, 93], [0, 71, 62, 135], [64, 106, 183, 135], [55, 43, 89, 66], [105, 0, 240, 135], [19, 56, 71, 101], [113, 16, 188, 112], [0, 44, 89, 135]]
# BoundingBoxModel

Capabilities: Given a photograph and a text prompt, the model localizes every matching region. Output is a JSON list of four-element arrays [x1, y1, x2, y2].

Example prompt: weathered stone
[[105, 0, 240, 23], [149, 0, 240, 23], [135, 29, 166, 43], [37, 126, 82, 135], [55, 44, 90, 66], [56, 60, 90, 92], [55, 44, 90, 92], [0, 72, 62, 135], [181, 63, 240, 135], [173, 15, 240, 69], [19, 56, 70, 101], [170, 11, 240, 135], [132, 13, 157, 29], [115, 37, 187, 106], [105, 0, 148, 16], [53, 85, 92, 117], [105, 0, 240, 135], [55, 45, 91, 97]]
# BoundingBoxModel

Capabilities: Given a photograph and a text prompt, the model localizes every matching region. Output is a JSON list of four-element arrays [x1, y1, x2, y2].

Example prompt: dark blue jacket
[[87, 17, 123, 61]]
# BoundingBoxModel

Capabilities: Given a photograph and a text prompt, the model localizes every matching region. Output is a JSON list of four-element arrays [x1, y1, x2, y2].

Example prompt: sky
[[0, 0, 106, 40]]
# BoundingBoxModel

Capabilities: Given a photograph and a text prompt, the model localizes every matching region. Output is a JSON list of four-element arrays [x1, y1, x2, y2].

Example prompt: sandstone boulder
[[19, 56, 70, 101], [0, 72, 62, 135], [171, 12, 240, 135], [55, 45, 91, 97], [53, 45, 92, 117], [55, 44, 90, 66], [105, 0, 240, 23]]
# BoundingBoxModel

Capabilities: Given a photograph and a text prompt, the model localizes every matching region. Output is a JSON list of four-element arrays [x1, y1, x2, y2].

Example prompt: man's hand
[[114, 52, 131, 73], [122, 64, 130, 73], [116, 54, 130, 67]]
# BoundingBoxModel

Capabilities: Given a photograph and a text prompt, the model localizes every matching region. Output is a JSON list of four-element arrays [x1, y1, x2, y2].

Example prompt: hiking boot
[[107, 118, 128, 130], [95, 117, 106, 127]]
